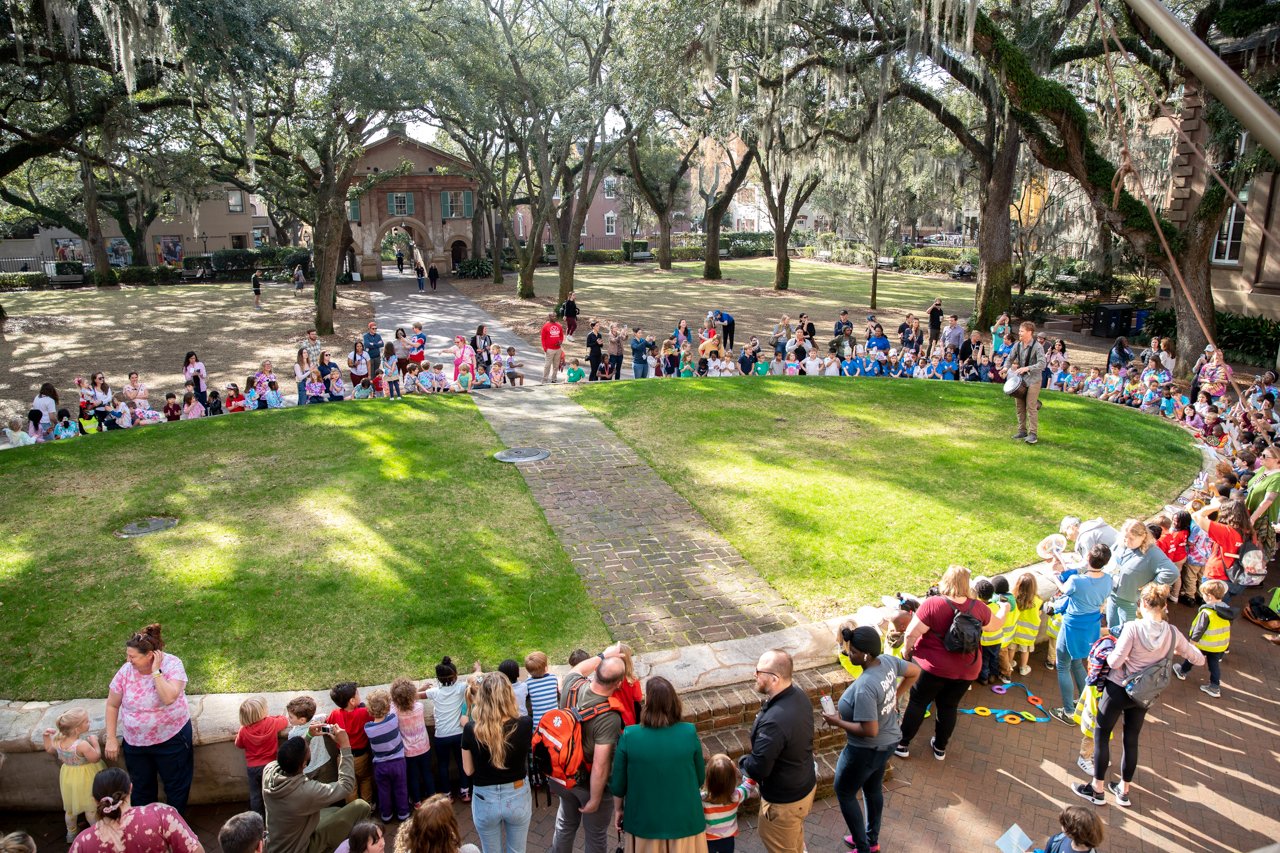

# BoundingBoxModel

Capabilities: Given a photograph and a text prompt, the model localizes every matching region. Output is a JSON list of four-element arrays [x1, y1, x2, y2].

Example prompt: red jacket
[[235, 715, 289, 767], [541, 321, 564, 351]]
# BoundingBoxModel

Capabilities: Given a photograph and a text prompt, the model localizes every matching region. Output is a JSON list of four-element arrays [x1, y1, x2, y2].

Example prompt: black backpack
[[942, 599, 983, 658]]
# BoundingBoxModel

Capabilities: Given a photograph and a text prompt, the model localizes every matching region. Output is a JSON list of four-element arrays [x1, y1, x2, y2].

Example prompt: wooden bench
[[632, 251, 654, 261], [876, 256, 897, 270], [718, 248, 729, 258]]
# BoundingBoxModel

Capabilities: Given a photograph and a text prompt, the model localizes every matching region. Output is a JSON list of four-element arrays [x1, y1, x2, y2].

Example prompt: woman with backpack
[[1072, 583, 1203, 809], [894, 565, 992, 762]]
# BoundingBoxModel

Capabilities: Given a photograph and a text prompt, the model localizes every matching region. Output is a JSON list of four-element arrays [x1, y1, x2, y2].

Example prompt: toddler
[[566, 358, 585, 383], [6, 418, 35, 447], [976, 579, 1006, 685], [801, 351, 822, 376], [696, 357, 709, 377], [234, 695, 289, 815], [306, 369, 327, 404], [329, 369, 347, 401], [994, 576, 1018, 680], [364, 689, 411, 822], [433, 363, 452, 392], [488, 354, 506, 386], [1100, 365, 1123, 401], [390, 677, 434, 806], [42, 708, 106, 841], [383, 344, 403, 399], [523, 651, 561, 723], [504, 348, 525, 385], [403, 363, 422, 394], [701, 752, 758, 853], [327, 681, 375, 804], [1174, 578, 1236, 698], [1044, 805, 1104, 853], [285, 695, 330, 777], [784, 355, 800, 376], [770, 351, 786, 375], [162, 392, 181, 422], [205, 389, 224, 416], [181, 392, 204, 420], [1010, 572, 1042, 676], [53, 409, 80, 440], [244, 381, 260, 410], [451, 363, 474, 393]]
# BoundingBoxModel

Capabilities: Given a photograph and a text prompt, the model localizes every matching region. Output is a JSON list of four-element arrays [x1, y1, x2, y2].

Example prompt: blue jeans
[[1178, 650, 1222, 685], [1106, 597, 1136, 633], [296, 381, 307, 404], [1055, 633, 1087, 712], [123, 720, 194, 816], [472, 780, 532, 853], [833, 744, 893, 853], [980, 645, 1000, 682], [431, 732, 467, 796], [632, 361, 649, 379]]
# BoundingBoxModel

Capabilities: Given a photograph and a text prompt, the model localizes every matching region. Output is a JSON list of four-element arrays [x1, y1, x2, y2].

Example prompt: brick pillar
[[1166, 85, 1208, 227]]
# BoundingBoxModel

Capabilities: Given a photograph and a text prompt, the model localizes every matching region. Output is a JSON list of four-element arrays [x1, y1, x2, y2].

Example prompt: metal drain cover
[[494, 447, 550, 463], [115, 517, 178, 538]]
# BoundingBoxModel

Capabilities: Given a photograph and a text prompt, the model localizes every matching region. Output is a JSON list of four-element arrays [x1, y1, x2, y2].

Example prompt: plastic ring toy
[[1020, 711, 1038, 722], [974, 707, 992, 717], [1027, 695, 1043, 707], [1002, 714, 1022, 725], [990, 685, 1008, 695]]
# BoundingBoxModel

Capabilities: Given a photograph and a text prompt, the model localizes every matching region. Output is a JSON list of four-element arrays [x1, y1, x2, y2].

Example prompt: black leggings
[[1093, 680, 1147, 783], [898, 668, 973, 751]]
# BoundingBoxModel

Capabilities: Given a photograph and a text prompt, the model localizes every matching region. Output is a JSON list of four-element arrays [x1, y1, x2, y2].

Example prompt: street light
[[200, 231, 208, 254]]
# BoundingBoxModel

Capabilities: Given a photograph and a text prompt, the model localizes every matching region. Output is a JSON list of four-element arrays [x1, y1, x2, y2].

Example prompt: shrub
[[910, 246, 966, 260], [620, 240, 648, 260], [1144, 309, 1280, 366], [728, 240, 758, 258], [53, 261, 84, 276], [720, 231, 773, 255], [1010, 293, 1060, 323], [183, 254, 213, 270], [281, 250, 311, 275], [255, 245, 291, 266], [456, 256, 493, 278], [212, 248, 259, 270], [0, 271, 49, 290], [897, 255, 955, 275], [89, 269, 118, 286], [671, 247, 703, 261], [580, 249, 625, 263]]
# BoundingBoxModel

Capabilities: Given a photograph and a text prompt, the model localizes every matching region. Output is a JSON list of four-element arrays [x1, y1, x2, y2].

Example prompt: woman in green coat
[[609, 676, 706, 853]]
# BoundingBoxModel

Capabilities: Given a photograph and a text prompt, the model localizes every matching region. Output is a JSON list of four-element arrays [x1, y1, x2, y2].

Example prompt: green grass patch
[[575, 379, 1200, 617], [0, 398, 608, 700]]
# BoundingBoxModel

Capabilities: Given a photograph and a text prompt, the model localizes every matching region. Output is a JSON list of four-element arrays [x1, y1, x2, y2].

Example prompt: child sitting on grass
[[53, 409, 80, 440], [566, 358, 585, 383], [225, 384, 246, 413], [162, 392, 180, 422], [205, 389, 223, 416], [234, 695, 289, 815], [504, 348, 525, 385], [451, 363, 474, 393], [432, 363, 453, 392], [181, 392, 204, 420]]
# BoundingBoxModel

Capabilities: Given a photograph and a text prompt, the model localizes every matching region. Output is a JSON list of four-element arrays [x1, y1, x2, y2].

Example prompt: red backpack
[[531, 678, 625, 789]]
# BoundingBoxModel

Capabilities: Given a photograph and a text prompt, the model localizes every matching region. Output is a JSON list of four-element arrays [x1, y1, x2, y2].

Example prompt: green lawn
[[0, 398, 608, 700], [576, 378, 1201, 618]]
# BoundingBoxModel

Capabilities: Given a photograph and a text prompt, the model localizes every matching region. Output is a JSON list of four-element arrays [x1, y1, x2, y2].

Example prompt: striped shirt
[[365, 713, 405, 763], [525, 673, 560, 722], [702, 779, 758, 839]]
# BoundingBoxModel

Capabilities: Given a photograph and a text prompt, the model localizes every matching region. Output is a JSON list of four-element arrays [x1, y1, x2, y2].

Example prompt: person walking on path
[[549, 656, 627, 853], [540, 315, 565, 385], [363, 323, 385, 383], [895, 565, 992, 762], [415, 263, 426, 293], [610, 676, 707, 853], [396, 249, 405, 274], [428, 263, 439, 291], [740, 649, 815, 853], [561, 293, 581, 340], [1007, 321, 1046, 445], [822, 627, 920, 853], [292, 265, 306, 297]]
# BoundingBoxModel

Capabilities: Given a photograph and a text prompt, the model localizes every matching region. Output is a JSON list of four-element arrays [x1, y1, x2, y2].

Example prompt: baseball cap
[[1059, 516, 1081, 534], [1204, 344, 1216, 353]]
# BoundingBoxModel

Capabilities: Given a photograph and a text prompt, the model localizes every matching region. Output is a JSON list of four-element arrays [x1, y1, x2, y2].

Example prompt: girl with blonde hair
[[42, 707, 107, 841], [606, 642, 644, 726], [461, 673, 532, 853]]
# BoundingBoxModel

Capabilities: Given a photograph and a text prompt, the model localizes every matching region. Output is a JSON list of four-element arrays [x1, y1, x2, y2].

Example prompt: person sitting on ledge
[[263, 726, 370, 853]]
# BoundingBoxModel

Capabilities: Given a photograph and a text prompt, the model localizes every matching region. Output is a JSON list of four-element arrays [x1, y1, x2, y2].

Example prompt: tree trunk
[[557, 252, 577, 303], [312, 201, 345, 334], [870, 262, 879, 310], [1097, 213, 1114, 277], [489, 211, 503, 285], [517, 251, 537, 299], [1167, 219, 1218, 378], [471, 206, 485, 259], [81, 158, 112, 283], [973, 134, 1019, 329], [773, 221, 790, 290], [656, 211, 673, 270], [703, 212, 724, 279]]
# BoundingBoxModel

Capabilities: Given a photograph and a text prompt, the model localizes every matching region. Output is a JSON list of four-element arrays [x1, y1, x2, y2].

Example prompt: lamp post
[[200, 231, 208, 255]]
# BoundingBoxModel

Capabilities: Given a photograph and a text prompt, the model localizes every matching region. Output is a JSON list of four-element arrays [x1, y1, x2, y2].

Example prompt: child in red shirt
[[327, 681, 374, 803], [224, 384, 246, 413], [234, 696, 289, 815], [162, 393, 181, 422]]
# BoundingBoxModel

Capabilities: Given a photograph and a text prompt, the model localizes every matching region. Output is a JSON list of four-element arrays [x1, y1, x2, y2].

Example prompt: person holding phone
[[925, 299, 944, 359], [104, 623, 194, 816], [263, 723, 372, 853]]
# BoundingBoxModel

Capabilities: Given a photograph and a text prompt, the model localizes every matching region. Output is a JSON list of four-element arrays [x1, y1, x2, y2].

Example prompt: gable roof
[[361, 131, 473, 174]]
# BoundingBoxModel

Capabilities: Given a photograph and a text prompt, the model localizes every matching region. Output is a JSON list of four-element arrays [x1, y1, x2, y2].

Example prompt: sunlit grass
[[575, 378, 1200, 617], [0, 397, 608, 700]]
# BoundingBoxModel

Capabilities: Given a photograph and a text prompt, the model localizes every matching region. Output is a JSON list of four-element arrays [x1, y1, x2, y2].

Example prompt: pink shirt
[[397, 701, 431, 757], [69, 803, 200, 853], [109, 655, 190, 747]]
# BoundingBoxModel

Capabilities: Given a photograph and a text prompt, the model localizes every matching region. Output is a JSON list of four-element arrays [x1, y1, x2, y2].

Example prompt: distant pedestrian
[[428, 263, 439, 290], [561, 292, 580, 339], [415, 263, 426, 293], [251, 271, 262, 309], [540, 315, 565, 385], [396, 249, 405, 274], [292, 265, 305, 296]]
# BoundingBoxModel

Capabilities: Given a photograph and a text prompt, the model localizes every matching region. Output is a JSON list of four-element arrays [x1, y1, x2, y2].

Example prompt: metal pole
[[1124, 0, 1280, 161]]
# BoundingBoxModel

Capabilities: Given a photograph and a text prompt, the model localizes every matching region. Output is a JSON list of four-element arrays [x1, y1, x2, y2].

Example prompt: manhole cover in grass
[[494, 447, 550, 463], [115, 517, 178, 538]]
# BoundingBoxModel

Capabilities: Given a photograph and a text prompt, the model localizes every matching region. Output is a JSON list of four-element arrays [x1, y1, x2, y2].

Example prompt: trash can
[[1133, 309, 1149, 333], [1092, 303, 1133, 338]]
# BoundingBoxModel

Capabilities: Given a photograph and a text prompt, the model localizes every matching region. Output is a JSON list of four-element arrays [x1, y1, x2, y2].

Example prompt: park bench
[[949, 264, 975, 280], [718, 248, 729, 258], [816, 250, 832, 261], [876, 256, 897, 270], [632, 250, 654, 261]]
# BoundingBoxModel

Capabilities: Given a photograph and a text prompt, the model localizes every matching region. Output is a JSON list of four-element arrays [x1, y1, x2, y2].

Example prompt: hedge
[[0, 271, 50, 290], [456, 257, 493, 278], [897, 255, 956, 275], [117, 265, 181, 285], [906, 246, 965, 260], [579, 249, 624, 263], [1144, 309, 1280, 366]]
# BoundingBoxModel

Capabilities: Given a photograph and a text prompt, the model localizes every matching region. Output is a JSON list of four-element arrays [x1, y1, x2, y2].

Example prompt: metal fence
[[0, 256, 48, 274]]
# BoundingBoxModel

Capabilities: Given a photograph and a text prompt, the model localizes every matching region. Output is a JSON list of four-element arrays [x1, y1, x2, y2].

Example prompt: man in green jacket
[[263, 725, 370, 853]]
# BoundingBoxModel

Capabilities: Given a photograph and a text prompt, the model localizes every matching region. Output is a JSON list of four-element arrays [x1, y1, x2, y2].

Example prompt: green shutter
[[441, 192, 452, 219], [406, 193, 415, 216], [387, 192, 396, 215], [463, 191, 474, 218], [348, 198, 360, 221]]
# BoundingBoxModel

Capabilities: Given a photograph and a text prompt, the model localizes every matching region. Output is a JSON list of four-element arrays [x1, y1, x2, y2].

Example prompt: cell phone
[[820, 695, 836, 716]]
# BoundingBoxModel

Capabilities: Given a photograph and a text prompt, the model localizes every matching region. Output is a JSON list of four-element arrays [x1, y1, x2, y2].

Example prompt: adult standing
[[445, 336, 478, 382], [252, 362, 277, 411], [183, 352, 208, 407], [301, 330, 323, 369], [1107, 336, 1133, 371], [104, 624, 194, 816], [941, 315, 964, 353], [69, 768, 201, 853], [610, 676, 706, 853], [740, 649, 815, 853], [1072, 583, 1203, 809], [347, 343, 370, 389], [427, 262, 439, 291], [471, 325, 494, 370], [540, 315, 565, 385], [585, 321, 605, 381], [252, 270, 263, 309], [461, 673, 533, 853], [263, 730, 370, 853], [1104, 519, 1178, 630], [293, 351, 312, 405], [672, 319, 695, 350], [549, 656, 626, 853], [796, 313, 817, 343], [901, 316, 923, 357], [630, 329, 652, 379], [122, 373, 150, 410], [1247, 447, 1280, 559], [292, 265, 306, 296], [770, 315, 793, 357], [1198, 349, 1234, 403], [1059, 516, 1120, 561], [1046, 544, 1115, 729], [363, 323, 385, 382], [711, 309, 735, 351], [415, 262, 426, 293], [392, 329, 411, 374], [606, 323, 626, 381], [835, 310, 854, 338], [561, 292, 581, 340], [32, 382, 58, 438], [1006, 321, 1046, 445], [925, 298, 944, 357], [895, 565, 992, 762], [822, 628, 920, 853]]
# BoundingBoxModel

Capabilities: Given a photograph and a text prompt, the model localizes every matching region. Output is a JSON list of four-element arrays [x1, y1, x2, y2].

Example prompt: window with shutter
[[406, 193, 415, 215], [463, 191, 473, 218], [387, 192, 396, 216], [348, 198, 360, 222], [441, 192, 452, 220]]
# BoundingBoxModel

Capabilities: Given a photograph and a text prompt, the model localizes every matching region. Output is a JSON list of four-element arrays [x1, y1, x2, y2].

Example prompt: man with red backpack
[[540, 654, 628, 853]]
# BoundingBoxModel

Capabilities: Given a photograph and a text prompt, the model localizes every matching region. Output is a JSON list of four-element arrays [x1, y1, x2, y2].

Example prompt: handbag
[[1122, 626, 1177, 709]]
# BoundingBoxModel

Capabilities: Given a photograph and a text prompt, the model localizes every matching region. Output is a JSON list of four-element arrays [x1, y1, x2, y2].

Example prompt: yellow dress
[[57, 735, 106, 816]]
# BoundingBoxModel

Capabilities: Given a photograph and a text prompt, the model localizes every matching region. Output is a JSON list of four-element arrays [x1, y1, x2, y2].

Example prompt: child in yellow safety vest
[[975, 579, 1010, 685], [1010, 572, 1043, 677], [994, 576, 1020, 681], [1044, 610, 1063, 670], [1173, 578, 1237, 699]]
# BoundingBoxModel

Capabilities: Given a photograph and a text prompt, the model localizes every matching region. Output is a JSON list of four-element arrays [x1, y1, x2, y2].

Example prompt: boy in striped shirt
[[363, 689, 411, 822], [523, 651, 561, 722]]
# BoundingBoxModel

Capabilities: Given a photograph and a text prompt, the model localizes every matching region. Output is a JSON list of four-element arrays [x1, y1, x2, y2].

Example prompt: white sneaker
[[1077, 755, 1094, 776], [1018, 665, 1031, 676]]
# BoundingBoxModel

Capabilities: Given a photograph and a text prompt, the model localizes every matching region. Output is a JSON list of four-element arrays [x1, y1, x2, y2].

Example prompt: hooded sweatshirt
[[1105, 619, 1204, 686], [263, 745, 356, 853]]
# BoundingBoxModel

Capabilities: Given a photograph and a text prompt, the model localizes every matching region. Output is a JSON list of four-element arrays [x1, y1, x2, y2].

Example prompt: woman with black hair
[[423, 657, 471, 801], [69, 767, 201, 853], [182, 352, 207, 406], [1107, 337, 1133, 372]]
